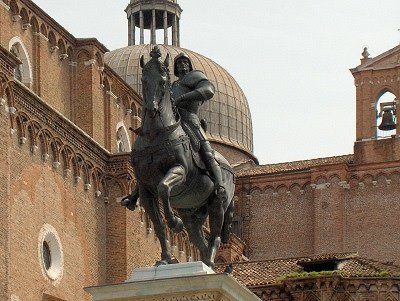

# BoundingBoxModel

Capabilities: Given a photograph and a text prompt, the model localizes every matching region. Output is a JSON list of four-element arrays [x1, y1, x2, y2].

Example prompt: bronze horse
[[122, 47, 235, 268]]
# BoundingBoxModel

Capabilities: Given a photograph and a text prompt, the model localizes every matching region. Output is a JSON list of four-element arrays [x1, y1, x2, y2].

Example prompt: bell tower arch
[[351, 45, 400, 163], [125, 0, 182, 46]]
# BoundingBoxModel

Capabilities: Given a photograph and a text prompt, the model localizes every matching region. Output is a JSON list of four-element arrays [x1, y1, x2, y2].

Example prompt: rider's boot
[[206, 158, 226, 197], [201, 141, 226, 197]]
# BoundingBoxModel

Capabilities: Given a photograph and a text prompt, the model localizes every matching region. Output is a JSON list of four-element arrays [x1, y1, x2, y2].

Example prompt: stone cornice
[[19, 0, 77, 45], [104, 64, 142, 100], [76, 38, 109, 53]]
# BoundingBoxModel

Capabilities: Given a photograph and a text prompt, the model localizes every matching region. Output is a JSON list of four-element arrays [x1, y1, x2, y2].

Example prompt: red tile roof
[[236, 155, 354, 177], [215, 253, 400, 287]]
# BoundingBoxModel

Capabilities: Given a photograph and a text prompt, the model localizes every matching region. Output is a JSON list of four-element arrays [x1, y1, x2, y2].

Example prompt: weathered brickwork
[[0, 2, 205, 300], [236, 159, 400, 264], [4, 1, 400, 301], [254, 277, 400, 301], [235, 45, 400, 266]]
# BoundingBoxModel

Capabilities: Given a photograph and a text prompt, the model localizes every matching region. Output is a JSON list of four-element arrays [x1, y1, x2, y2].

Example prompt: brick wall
[[6, 134, 107, 301], [236, 161, 400, 264], [0, 90, 11, 301]]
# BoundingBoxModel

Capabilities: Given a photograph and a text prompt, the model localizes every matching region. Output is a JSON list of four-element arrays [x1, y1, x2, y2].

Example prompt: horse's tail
[[221, 197, 234, 244]]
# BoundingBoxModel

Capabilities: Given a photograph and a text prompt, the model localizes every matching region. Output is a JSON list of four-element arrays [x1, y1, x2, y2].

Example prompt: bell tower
[[125, 0, 183, 46], [350, 45, 400, 163]]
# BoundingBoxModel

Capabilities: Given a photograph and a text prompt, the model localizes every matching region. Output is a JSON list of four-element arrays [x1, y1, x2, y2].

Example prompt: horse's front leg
[[157, 165, 186, 233], [141, 195, 173, 265]]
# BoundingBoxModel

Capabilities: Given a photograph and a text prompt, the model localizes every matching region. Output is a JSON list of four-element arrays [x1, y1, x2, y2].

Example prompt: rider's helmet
[[174, 53, 193, 77]]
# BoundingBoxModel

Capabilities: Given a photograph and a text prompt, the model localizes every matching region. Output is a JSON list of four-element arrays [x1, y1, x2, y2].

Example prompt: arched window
[[376, 91, 397, 139], [9, 37, 33, 88], [116, 124, 131, 153]]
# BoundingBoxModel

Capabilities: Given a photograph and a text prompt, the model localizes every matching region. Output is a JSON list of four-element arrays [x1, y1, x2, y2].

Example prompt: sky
[[32, 0, 400, 164]]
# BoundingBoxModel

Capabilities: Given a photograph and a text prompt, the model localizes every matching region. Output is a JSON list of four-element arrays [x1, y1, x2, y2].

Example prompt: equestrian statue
[[121, 46, 235, 268]]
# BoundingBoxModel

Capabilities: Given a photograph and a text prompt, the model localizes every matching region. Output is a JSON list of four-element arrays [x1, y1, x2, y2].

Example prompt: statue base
[[85, 261, 260, 301]]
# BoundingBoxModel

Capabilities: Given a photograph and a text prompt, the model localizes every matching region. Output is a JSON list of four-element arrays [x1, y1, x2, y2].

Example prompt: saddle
[[181, 120, 207, 171], [181, 118, 230, 174]]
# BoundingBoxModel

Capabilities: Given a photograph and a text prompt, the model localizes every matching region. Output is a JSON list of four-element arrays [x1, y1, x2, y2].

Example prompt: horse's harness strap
[[158, 117, 181, 135], [132, 135, 190, 160]]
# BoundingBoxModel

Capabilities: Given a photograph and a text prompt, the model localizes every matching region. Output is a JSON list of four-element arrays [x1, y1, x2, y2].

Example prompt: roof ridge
[[215, 252, 359, 266], [356, 256, 400, 270]]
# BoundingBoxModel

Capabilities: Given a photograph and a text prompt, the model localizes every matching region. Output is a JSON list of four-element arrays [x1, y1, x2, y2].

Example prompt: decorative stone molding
[[106, 90, 118, 100], [0, 1, 10, 10], [50, 46, 59, 53], [22, 23, 31, 30], [31, 145, 38, 153], [19, 137, 27, 144], [338, 181, 350, 189], [52, 161, 61, 169], [37, 33, 49, 41], [7, 106, 16, 114], [63, 168, 71, 177], [42, 153, 49, 162], [59, 53, 68, 61], [75, 176, 81, 183], [84, 59, 96, 66], [12, 15, 21, 22], [86, 269, 260, 301]]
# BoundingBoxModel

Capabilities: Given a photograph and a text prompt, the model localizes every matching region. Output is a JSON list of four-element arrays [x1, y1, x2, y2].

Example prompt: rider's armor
[[172, 55, 225, 194]]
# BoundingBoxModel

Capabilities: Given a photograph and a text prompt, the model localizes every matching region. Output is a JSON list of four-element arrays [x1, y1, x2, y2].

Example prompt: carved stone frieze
[[131, 292, 222, 300], [249, 277, 400, 301], [12, 86, 108, 167]]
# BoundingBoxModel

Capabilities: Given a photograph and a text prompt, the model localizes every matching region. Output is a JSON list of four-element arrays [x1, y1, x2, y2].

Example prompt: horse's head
[[140, 46, 170, 119]]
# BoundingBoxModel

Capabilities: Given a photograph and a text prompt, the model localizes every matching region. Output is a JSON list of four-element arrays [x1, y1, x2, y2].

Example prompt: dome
[[105, 44, 254, 160]]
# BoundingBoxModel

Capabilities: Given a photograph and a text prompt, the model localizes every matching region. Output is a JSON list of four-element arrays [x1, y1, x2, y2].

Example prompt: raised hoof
[[120, 196, 138, 211]]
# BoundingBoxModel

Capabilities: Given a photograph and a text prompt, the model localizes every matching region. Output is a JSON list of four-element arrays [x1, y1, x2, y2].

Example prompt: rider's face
[[176, 58, 190, 77]]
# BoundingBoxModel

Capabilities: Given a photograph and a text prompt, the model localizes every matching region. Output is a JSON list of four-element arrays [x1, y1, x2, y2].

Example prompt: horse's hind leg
[[205, 193, 226, 268], [157, 165, 186, 233], [141, 195, 172, 265], [177, 207, 208, 262]]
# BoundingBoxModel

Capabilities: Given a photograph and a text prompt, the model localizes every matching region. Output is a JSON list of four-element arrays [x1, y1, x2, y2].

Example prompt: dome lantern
[[126, 0, 182, 46], [108, 1, 257, 164]]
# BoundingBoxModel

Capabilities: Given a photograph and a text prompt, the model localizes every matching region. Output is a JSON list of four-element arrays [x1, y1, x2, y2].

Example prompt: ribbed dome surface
[[105, 44, 253, 155]]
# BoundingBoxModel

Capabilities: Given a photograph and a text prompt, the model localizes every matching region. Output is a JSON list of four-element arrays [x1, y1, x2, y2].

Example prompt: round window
[[42, 241, 52, 270], [38, 224, 64, 282]]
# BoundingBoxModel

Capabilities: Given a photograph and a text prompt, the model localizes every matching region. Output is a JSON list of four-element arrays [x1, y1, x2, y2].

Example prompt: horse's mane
[[143, 58, 171, 85]]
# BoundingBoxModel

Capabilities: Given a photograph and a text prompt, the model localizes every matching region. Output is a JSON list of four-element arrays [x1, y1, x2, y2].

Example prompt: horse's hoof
[[155, 260, 169, 266], [172, 217, 184, 233], [203, 259, 215, 269]]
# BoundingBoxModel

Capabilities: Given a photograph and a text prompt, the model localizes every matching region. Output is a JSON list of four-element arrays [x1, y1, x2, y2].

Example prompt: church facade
[[1, 0, 400, 301]]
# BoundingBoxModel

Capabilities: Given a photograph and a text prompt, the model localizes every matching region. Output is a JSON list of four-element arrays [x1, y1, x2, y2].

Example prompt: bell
[[378, 108, 397, 131]]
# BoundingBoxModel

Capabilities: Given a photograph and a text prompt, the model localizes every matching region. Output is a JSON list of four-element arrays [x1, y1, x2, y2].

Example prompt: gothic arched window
[[116, 124, 131, 153], [9, 37, 33, 88]]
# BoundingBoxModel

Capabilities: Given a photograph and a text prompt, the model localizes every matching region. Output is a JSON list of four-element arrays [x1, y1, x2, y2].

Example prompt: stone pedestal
[[85, 262, 260, 301]]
